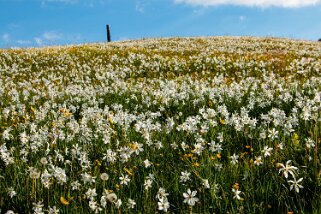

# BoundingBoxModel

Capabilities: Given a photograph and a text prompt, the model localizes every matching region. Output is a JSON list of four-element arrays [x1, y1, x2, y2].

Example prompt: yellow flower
[[183, 154, 194, 158], [60, 196, 70, 205], [130, 143, 138, 150], [193, 162, 200, 167], [233, 182, 240, 190]]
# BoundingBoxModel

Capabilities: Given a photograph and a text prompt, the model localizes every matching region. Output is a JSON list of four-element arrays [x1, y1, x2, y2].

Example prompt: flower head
[[254, 156, 263, 166], [180, 171, 191, 183], [156, 187, 169, 200], [127, 198, 136, 209], [288, 177, 304, 193], [262, 146, 273, 157], [230, 153, 239, 165], [277, 160, 298, 179], [100, 173, 109, 181], [183, 189, 199, 206], [119, 174, 130, 185], [232, 188, 243, 200], [158, 197, 170, 212]]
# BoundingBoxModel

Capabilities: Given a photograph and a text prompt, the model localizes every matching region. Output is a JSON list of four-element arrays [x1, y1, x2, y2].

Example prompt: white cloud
[[34, 38, 43, 46], [40, 0, 77, 7], [33, 31, 83, 46], [193, 8, 207, 15], [33, 31, 63, 46], [239, 15, 246, 21], [135, 2, 145, 13], [43, 31, 63, 41], [34, 31, 64, 46], [40, 0, 110, 7], [2, 33, 10, 42], [173, 0, 321, 8], [42, 0, 77, 4], [17, 40, 32, 45]]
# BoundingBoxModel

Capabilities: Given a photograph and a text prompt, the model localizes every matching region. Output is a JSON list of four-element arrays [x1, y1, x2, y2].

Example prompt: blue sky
[[1, 0, 321, 48]]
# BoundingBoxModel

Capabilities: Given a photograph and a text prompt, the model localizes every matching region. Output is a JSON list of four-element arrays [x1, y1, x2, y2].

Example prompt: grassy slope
[[0, 37, 321, 213]]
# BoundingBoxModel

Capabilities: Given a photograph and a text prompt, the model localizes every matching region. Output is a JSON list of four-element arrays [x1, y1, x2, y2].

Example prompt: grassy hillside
[[0, 37, 321, 213]]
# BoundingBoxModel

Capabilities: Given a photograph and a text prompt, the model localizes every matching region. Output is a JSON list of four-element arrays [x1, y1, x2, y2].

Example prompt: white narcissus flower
[[89, 199, 102, 213], [254, 156, 263, 166], [277, 160, 298, 179], [156, 187, 169, 200], [7, 187, 16, 198], [158, 197, 170, 212], [230, 153, 239, 165], [127, 198, 136, 209], [183, 189, 199, 206], [262, 146, 273, 157], [119, 174, 130, 185], [288, 177, 304, 193], [82, 172, 96, 185], [305, 138, 315, 149], [268, 128, 279, 140], [143, 159, 152, 168], [144, 179, 153, 190], [86, 188, 97, 200], [232, 188, 243, 200], [180, 171, 191, 183]]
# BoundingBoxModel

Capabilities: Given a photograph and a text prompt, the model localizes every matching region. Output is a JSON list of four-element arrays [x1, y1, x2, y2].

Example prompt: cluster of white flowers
[[278, 160, 304, 193], [156, 187, 170, 212]]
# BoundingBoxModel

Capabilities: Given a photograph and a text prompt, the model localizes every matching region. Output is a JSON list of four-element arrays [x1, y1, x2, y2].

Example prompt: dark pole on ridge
[[106, 25, 111, 42]]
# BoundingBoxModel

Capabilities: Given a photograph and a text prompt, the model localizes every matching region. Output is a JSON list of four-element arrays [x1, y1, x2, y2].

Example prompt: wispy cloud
[[2, 33, 10, 43], [239, 15, 246, 21], [34, 37, 44, 46], [40, 0, 110, 7], [41, 0, 77, 4], [33, 31, 82, 46], [0, 31, 81, 47], [192, 8, 207, 15], [33, 31, 63, 46], [43, 31, 63, 41], [135, 1, 145, 13], [173, 0, 321, 8], [40, 0, 76, 7], [17, 40, 32, 45]]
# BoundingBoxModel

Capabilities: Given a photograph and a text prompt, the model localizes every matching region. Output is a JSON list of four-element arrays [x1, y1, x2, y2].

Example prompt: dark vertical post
[[106, 25, 111, 42]]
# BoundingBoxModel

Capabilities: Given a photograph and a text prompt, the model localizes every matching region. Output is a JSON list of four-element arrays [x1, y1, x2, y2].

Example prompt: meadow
[[0, 36, 321, 213]]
